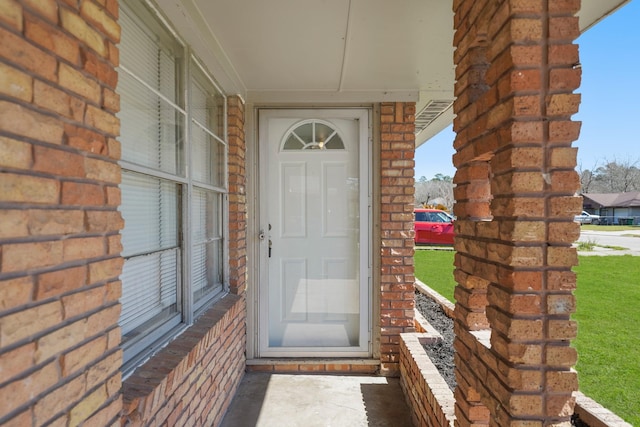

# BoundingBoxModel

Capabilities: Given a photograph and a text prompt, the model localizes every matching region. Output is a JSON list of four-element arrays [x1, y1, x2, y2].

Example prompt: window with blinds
[[189, 63, 226, 309], [118, 0, 227, 371]]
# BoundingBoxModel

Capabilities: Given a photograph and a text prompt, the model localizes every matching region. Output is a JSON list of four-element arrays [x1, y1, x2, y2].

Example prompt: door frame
[[255, 108, 372, 358]]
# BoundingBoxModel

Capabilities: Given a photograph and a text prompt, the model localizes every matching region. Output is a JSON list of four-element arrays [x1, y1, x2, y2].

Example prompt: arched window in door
[[282, 120, 345, 151]]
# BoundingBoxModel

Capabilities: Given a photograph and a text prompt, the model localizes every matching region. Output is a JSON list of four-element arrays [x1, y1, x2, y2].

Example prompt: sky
[[415, 0, 640, 180]]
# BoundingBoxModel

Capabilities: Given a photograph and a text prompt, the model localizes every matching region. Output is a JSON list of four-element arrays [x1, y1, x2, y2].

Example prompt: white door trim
[[256, 108, 371, 358]]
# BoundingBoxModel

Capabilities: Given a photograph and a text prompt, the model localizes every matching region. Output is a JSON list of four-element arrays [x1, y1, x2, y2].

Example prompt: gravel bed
[[415, 291, 456, 390]]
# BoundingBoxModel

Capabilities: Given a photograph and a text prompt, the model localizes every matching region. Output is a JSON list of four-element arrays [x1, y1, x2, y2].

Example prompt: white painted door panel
[[258, 109, 370, 357]]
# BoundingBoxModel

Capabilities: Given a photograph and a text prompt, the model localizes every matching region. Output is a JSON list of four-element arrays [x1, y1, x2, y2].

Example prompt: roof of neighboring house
[[582, 192, 640, 208]]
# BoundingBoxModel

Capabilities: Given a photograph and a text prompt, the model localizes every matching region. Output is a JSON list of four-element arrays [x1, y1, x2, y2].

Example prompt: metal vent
[[414, 100, 453, 134]]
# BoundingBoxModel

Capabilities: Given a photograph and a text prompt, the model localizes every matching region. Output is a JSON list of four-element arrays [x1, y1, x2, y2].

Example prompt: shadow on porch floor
[[220, 372, 414, 427]]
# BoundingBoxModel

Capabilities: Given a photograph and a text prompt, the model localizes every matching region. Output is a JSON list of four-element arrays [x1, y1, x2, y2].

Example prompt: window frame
[[187, 56, 229, 316], [118, 0, 229, 376]]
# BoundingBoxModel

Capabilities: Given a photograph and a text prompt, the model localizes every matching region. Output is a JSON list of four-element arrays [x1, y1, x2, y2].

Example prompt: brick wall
[[0, 3, 248, 424], [121, 294, 246, 426], [227, 97, 247, 296], [379, 102, 417, 376], [0, 1, 123, 425], [400, 333, 456, 427], [451, 1, 582, 425]]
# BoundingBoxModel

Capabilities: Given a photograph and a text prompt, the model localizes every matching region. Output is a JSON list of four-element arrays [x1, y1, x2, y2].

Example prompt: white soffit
[[191, 0, 455, 104], [578, 0, 630, 32], [195, 0, 350, 93], [153, 0, 629, 142]]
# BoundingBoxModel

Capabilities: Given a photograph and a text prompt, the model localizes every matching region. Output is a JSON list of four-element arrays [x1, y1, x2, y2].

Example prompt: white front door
[[258, 109, 370, 357]]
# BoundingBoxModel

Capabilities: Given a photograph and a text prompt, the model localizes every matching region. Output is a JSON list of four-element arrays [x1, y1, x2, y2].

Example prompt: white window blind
[[119, 249, 179, 336], [118, 2, 184, 355], [117, 0, 228, 371], [119, 72, 182, 174], [120, 173, 178, 256], [119, 3, 179, 103], [190, 63, 226, 306], [119, 5, 183, 175], [192, 188, 223, 305], [190, 69, 226, 188], [119, 173, 179, 337]]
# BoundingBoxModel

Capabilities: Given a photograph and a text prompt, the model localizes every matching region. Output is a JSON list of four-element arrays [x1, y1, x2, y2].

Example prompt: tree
[[432, 173, 452, 182], [415, 173, 454, 210], [578, 161, 598, 193], [579, 157, 640, 193], [595, 158, 640, 192]]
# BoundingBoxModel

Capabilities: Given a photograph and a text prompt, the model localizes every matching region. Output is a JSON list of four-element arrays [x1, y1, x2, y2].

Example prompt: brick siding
[[0, 1, 123, 425], [227, 97, 247, 296], [121, 294, 246, 426], [451, 1, 582, 425], [379, 102, 417, 376], [0, 3, 247, 424]]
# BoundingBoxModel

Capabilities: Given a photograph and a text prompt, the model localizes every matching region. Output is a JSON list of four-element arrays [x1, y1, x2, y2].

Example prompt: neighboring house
[[0, 1, 628, 426], [583, 192, 640, 224]]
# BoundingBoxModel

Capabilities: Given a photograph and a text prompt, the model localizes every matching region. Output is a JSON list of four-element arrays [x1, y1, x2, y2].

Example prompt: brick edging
[[246, 359, 380, 374], [400, 332, 456, 427], [574, 392, 633, 427], [415, 279, 455, 318]]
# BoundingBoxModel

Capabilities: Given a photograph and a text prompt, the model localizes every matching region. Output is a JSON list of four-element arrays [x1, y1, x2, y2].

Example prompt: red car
[[414, 208, 455, 245]]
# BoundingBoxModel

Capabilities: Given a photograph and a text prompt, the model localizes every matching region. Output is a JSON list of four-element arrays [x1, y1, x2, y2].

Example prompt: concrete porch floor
[[219, 372, 414, 427]]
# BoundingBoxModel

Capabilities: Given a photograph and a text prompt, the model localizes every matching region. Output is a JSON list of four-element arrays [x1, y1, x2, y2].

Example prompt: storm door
[[258, 109, 370, 357]]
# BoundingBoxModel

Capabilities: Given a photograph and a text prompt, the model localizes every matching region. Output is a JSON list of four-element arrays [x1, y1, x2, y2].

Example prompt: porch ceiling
[[154, 0, 629, 146]]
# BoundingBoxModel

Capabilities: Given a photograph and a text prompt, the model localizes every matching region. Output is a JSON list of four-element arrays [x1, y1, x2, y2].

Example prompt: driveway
[[577, 229, 640, 256]]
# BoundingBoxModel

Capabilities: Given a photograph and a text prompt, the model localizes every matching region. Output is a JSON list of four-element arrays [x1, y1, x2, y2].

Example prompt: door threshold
[[246, 358, 380, 375]]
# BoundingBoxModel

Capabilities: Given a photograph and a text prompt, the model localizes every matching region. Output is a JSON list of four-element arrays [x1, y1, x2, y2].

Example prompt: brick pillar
[[0, 1, 123, 425], [452, 1, 582, 425], [227, 96, 247, 296], [379, 102, 417, 376]]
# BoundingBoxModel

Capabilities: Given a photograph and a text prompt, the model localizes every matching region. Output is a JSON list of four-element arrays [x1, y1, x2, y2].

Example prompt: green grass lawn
[[414, 250, 457, 301], [414, 250, 640, 425], [573, 256, 640, 426]]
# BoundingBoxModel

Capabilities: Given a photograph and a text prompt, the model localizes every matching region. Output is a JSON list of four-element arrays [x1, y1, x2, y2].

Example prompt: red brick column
[[452, 1, 582, 425], [379, 102, 417, 376], [227, 96, 247, 296], [0, 1, 123, 425]]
